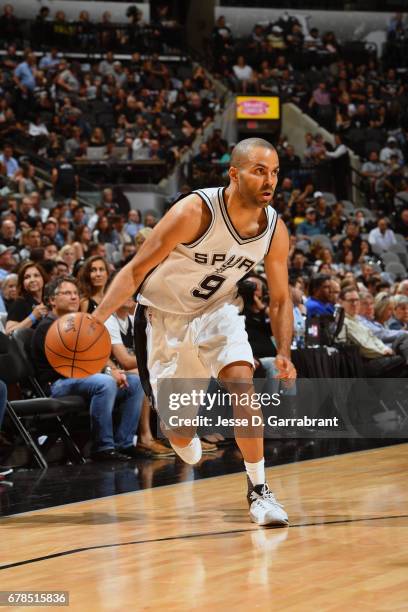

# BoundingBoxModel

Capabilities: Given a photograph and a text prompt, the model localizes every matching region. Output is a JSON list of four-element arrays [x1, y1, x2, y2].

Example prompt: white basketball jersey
[[138, 187, 278, 315]]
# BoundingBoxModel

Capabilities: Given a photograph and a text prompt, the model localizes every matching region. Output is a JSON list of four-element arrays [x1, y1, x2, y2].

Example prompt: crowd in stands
[[210, 12, 408, 170], [0, 4, 222, 188]]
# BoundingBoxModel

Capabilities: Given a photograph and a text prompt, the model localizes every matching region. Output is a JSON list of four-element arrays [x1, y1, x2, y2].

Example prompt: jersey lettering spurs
[[138, 187, 278, 315]]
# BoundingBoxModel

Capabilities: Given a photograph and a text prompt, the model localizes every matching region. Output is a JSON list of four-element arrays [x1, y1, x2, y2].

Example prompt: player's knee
[[218, 361, 254, 383]]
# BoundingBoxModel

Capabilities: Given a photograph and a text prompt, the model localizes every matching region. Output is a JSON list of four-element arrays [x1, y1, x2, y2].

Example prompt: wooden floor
[[0, 444, 407, 611]]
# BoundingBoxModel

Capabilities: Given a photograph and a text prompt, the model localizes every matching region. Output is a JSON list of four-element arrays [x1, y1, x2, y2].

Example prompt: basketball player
[[94, 138, 296, 526]]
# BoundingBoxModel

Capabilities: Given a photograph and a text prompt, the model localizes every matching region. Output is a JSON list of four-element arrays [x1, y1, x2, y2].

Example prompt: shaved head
[[230, 138, 276, 168], [227, 138, 279, 209]]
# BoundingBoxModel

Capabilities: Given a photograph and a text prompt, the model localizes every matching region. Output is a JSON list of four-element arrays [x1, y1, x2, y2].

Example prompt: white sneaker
[[248, 483, 289, 526], [169, 436, 202, 465]]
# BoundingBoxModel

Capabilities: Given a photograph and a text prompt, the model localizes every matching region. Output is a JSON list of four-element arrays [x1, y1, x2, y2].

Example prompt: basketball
[[45, 312, 111, 378]]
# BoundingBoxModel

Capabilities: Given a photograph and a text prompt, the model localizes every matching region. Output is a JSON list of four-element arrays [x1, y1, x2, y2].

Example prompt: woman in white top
[[232, 56, 259, 94]]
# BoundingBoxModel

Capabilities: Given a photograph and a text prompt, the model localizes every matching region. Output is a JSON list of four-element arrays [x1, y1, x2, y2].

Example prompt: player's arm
[[93, 194, 211, 323], [264, 218, 296, 379]]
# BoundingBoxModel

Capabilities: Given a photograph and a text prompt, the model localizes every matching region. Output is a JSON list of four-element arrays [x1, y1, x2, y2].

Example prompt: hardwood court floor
[[0, 443, 406, 611]]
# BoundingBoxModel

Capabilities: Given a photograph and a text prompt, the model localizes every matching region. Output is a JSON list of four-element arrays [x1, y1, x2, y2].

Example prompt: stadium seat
[[395, 234, 407, 245], [381, 252, 401, 265], [384, 261, 407, 280], [388, 243, 408, 266], [322, 192, 337, 205], [340, 200, 355, 214], [1, 331, 87, 469]]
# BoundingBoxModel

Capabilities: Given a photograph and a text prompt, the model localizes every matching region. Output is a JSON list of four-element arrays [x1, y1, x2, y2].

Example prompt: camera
[[237, 279, 257, 306]]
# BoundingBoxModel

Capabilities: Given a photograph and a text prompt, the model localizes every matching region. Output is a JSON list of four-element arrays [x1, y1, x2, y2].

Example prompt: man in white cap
[[380, 137, 404, 165]]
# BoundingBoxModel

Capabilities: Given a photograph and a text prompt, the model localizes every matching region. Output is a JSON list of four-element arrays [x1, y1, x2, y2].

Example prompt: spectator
[[0, 4, 20, 44], [305, 275, 335, 317], [288, 248, 312, 278], [1, 273, 17, 313], [58, 245, 76, 274], [296, 207, 325, 238], [380, 136, 404, 166], [328, 278, 341, 306], [0, 245, 15, 280], [72, 225, 92, 260], [43, 218, 63, 248], [56, 59, 80, 98], [124, 210, 144, 239], [19, 228, 41, 260], [31, 276, 144, 461], [0, 143, 19, 179], [93, 216, 115, 245], [397, 280, 408, 296], [43, 242, 59, 261], [323, 133, 350, 200], [389, 295, 408, 330], [144, 213, 158, 229], [0, 219, 18, 249], [51, 159, 78, 199], [338, 220, 362, 262], [361, 151, 386, 196], [115, 243, 136, 270], [368, 217, 397, 251], [212, 15, 233, 56], [232, 56, 259, 94], [109, 215, 131, 250], [338, 286, 408, 376], [134, 227, 153, 252], [78, 255, 110, 314], [358, 292, 408, 363], [13, 52, 37, 93], [6, 261, 48, 334]]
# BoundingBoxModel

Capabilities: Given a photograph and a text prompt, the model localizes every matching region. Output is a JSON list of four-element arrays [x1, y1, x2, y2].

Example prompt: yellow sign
[[236, 96, 280, 120]]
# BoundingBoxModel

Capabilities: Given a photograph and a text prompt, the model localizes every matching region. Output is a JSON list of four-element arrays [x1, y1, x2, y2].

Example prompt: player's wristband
[[29, 313, 37, 324]]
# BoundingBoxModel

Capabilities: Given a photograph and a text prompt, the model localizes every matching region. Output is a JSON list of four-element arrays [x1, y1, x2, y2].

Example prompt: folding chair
[[1, 330, 87, 469]]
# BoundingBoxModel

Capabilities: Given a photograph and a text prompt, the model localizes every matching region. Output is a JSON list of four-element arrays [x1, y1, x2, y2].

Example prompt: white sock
[[170, 436, 202, 465], [245, 458, 265, 487]]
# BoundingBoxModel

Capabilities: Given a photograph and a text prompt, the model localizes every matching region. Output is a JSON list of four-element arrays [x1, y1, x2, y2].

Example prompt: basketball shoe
[[169, 436, 202, 465], [247, 480, 289, 526]]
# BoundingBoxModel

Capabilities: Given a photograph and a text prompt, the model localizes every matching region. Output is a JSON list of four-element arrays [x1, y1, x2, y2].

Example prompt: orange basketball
[[45, 312, 112, 378]]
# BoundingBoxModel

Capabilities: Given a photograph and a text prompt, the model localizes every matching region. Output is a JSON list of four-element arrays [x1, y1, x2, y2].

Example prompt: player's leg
[[197, 303, 288, 526], [218, 361, 288, 526], [139, 306, 204, 463]]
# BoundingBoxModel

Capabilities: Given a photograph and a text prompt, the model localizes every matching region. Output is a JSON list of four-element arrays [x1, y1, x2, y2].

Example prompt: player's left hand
[[274, 354, 297, 384]]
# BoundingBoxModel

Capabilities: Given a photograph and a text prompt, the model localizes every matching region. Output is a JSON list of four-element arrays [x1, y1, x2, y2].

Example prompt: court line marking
[[2, 442, 406, 519], [0, 513, 406, 572]]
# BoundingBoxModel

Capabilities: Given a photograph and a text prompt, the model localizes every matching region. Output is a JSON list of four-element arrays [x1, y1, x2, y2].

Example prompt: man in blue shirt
[[14, 52, 36, 91], [0, 143, 19, 178], [296, 207, 325, 238], [305, 274, 335, 317]]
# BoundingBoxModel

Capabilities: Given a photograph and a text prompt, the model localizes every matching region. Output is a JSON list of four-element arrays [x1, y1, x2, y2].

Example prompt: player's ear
[[229, 165, 238, 183]]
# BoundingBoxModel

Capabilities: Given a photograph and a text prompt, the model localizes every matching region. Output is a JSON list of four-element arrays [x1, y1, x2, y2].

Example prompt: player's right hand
[[274, 354, 297, 388]]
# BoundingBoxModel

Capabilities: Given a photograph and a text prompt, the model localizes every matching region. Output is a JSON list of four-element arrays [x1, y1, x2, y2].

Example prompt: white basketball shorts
[[145, 302, 254, 403]]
